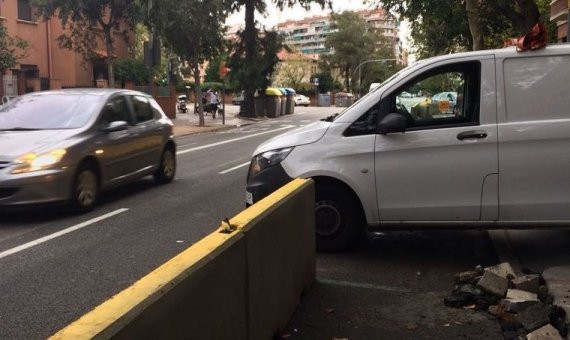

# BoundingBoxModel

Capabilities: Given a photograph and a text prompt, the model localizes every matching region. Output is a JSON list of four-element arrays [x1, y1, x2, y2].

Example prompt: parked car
[[294, 94, 310, 107], [0, 89, 176, 212], [246, 44, 570, 252], [232, 91, 245, 105]]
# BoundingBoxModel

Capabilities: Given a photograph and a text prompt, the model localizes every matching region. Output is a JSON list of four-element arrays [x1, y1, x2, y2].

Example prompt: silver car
[[0, 89, 176, 211]]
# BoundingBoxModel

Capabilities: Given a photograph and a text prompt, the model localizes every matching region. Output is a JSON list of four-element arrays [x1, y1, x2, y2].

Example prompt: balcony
[[551, 0, 569, 22]]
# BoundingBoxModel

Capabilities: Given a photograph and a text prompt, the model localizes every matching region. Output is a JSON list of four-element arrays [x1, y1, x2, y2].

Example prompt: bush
[[113, 58, 150, 86], [295, 82, 316, 96]]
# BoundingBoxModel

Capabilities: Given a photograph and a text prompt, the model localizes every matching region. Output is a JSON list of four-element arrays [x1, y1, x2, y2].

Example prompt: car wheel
[[71, 163, 99, 213], [154, 146, 176, 184], [315, 184, 363, 252]]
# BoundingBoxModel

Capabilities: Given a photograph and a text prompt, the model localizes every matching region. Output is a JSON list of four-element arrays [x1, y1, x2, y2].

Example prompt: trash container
[[318, 93, 331, 107], [285, 88, 296, 114], [335, 92, 355, 107], [265, 87, 282, 118], [254, 91, 266, 117], [278, 88, 287, 116]]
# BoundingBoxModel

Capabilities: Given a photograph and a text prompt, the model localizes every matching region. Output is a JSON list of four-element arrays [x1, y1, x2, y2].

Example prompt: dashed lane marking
[[219, 161, 251, 175], [0, 208, 129, 260]]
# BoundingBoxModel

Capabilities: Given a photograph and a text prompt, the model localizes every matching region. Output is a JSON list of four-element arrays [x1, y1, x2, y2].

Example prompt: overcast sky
[[226, 0, 412, 54]]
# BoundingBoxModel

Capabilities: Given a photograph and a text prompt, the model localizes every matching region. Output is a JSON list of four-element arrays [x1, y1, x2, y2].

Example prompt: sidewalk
[[172, 104, 262, 137]]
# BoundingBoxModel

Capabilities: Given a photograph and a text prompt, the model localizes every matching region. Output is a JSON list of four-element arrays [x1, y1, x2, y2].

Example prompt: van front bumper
[[245, 164, 293, 206]]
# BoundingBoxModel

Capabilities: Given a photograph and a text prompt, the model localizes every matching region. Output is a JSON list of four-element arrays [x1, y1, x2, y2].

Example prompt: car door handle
[[155, 127, 165, 132], [457, 130, 487, 140]]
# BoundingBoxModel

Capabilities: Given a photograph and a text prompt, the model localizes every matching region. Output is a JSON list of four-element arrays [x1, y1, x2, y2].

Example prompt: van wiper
[[321, 113, 339, 122], [0, 127, 40, 131]]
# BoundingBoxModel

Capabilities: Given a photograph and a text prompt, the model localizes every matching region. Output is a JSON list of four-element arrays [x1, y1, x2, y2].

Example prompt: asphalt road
[[0, 107, 335, 339]]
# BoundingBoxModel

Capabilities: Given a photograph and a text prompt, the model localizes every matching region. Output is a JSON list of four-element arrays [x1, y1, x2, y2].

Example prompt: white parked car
[[294, 94, 310, 107], [246, 44, 570, 252]]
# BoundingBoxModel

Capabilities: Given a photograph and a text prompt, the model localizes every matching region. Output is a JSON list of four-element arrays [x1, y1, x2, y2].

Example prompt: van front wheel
[[315, 184, 363, 252]]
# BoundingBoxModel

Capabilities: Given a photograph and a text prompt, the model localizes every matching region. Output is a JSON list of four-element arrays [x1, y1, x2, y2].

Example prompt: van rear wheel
[[315, 184, 363, 252]]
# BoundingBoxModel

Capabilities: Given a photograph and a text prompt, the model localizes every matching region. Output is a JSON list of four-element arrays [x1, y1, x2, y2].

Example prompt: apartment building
[[551, 0, 569, 42], [275, 9, 405, 64], [0, 0, 132, 96]]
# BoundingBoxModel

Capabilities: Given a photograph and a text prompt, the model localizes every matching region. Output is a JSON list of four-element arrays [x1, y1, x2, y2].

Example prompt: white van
[[246, 44, 570, 252]]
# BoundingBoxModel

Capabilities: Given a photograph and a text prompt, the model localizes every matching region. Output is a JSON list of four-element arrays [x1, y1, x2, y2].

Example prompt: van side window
[[344, 104, 380, 137], [390, 62, 480, 130]]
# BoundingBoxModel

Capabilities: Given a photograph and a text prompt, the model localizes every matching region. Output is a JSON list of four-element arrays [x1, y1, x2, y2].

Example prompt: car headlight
[[12, 149, 67, 174], [248, 147, 294, 179]]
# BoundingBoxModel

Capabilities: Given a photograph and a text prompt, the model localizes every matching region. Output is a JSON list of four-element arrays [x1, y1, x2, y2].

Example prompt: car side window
[[100, 96, 131, 126], [131, 95, 154, 123], [344, 104, 380, 137], [149, 98, 164, 119], [389, 62, 480, 130]]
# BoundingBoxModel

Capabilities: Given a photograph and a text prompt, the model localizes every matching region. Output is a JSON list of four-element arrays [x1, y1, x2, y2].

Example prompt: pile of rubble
[[444, 263, 567, 339]]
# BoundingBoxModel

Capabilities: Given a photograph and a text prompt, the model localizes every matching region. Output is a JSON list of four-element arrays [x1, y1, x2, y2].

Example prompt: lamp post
[[353, 59, 397, 98]]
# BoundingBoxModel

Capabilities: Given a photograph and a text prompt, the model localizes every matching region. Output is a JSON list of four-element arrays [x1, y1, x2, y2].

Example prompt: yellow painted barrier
[[51, 178, 315, 340]]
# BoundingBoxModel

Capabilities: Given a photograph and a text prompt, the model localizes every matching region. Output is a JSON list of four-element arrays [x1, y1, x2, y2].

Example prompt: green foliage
[[295, 82, 316, 96], [113, 58, 150, 86], [0, 22, 28, 74], [313, 71, 341, 93], [31, 0, 142, 86], [376, 0, 551, 56], [228, 29, 285, 95]]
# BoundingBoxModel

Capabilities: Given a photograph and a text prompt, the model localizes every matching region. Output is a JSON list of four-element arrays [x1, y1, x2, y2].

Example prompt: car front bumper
[[0, 167, 74, 207], [245, 163, 293, 206]]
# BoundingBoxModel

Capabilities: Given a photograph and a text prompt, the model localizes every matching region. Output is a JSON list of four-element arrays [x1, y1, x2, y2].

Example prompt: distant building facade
[[275, 9, 406, 65], [0, 0, 133, 96], [550, 0, 569, 42]]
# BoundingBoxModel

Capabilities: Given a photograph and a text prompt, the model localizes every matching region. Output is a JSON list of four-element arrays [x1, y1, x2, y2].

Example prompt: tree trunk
[[193, 61, 205, 127], [465, 0, 485, 51], [344, 65, 350, 91], [104, 28, 115, 88], [242, 0, 256, 117]]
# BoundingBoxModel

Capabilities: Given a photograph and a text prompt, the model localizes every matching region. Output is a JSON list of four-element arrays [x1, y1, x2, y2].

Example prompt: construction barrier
[[50, 178, 315, 340]]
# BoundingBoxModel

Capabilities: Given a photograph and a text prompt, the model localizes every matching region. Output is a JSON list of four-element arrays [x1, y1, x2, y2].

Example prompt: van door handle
[[457, 130, 487, 140]]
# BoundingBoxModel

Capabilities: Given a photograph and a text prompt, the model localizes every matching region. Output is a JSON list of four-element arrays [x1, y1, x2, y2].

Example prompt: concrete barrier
[[50, 178, 315, 340]]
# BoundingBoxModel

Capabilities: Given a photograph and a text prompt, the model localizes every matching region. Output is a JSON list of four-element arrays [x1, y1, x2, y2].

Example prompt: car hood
[[253, 121, 331, 155], [0, 129, 79, 159]]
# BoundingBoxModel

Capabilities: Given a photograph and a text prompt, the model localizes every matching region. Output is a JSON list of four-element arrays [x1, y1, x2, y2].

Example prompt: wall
[[50, 179, 316, 340]]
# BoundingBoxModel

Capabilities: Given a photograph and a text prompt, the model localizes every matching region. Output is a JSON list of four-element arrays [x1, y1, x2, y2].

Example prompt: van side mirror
[[102, 121, 128, 133], [377, 113, 406, 135]]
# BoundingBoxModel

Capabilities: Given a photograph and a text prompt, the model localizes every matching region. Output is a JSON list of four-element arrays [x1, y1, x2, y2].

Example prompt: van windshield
[[325, 63, 417, 122]]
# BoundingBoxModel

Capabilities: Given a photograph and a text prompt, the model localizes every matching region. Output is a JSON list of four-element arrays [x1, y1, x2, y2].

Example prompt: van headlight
[[248, 147, 293, 179], [12, 149, 67, 174]]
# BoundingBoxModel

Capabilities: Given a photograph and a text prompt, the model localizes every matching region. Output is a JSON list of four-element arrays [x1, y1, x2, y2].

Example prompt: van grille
[[0, 161, 10, 170], [0, 188, 17, 199]]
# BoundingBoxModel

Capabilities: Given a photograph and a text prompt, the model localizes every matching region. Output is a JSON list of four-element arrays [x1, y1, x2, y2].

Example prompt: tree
[[113, 58, 150, 86], [376, 0, 551, 54], [0, 23, 28, 75], [325, 11, 377, 91], [149, 0, 228, 126], [32, 0, 141, 88], [275, 59, 309, 89], [224, 0, 330, 117]]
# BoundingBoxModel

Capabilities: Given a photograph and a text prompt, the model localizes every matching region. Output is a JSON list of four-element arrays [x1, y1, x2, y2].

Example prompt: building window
[[18, 0, 34, 21]]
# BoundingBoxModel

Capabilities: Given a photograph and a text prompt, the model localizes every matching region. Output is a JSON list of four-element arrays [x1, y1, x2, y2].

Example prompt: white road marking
[[177, 125, 295, 155], [0, 208, 129, 260], [176, 142, 197, 148], [300, 120, 311, 123], [219, 161, 250, 175]]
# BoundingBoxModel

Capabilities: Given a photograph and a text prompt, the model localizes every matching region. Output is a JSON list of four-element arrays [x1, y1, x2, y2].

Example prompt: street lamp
[[353, 59, 396, 98]]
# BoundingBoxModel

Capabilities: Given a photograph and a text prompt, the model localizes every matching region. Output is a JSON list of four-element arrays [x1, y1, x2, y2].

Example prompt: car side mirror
[[377, 113, 406, 135], [102, 121, 129, 133]]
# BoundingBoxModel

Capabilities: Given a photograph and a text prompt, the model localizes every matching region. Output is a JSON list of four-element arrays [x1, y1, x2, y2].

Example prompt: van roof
[[415, 43, 570, 65]]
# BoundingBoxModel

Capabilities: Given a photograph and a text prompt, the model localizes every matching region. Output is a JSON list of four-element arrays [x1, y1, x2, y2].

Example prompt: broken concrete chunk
[[518, 302, 550, 332], [478, 270, 509, 297], [513, 274, 541, 294], [485, 262, 517, 280], [507, 289, 539, 301], [526, 324, 563, 340], [454, 271, 479, 284], [501, 298, 539, 313]]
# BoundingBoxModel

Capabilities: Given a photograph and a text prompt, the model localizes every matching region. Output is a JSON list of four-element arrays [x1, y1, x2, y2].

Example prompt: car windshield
[[0, 93, 101, 130]]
